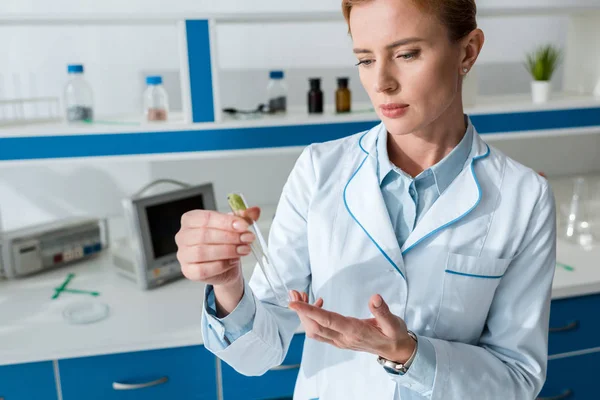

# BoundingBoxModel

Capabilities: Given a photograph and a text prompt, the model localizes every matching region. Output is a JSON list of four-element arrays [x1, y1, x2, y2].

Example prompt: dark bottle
[[336, 77, 351, 113], [308, 78, 324, 114]]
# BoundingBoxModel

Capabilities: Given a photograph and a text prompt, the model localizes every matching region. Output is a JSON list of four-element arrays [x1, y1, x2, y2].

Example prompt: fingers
[[177, 243, 251, 264], [181, 259, 242, 284], [289, 301, 348, 332], [295, 307, 343, 343], [241, 206, 261, 223], [369, 294, 402, 336], [288, 291, 322, 307], [181, 209, 250, 231], [289, 290, 303, 302], [308, 335, 337, 346], [177, 227, 255, 246]]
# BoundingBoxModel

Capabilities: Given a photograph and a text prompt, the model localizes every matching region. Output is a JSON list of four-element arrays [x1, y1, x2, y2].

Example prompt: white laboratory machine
[[0, 217, 108, 279], [112, 182, 217, 290]]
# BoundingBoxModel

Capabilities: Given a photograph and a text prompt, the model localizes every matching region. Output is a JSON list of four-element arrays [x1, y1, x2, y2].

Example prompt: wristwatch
[[377, 330, 418, 375]]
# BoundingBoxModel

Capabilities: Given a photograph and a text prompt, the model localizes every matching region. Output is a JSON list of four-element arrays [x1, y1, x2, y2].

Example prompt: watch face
[[383, 365, 404, 376]]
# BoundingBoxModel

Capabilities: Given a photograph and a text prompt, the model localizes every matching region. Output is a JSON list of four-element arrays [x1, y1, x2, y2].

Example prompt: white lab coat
[[203, 122, 556, 400]]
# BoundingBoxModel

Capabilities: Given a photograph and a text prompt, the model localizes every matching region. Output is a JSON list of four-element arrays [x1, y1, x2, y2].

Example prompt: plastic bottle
[[267, 70, 287, 114], [336, 77, 351, 113], [308, 78, 324, 114], [64, 64, 94, 123], [144, 76, 169, 122]]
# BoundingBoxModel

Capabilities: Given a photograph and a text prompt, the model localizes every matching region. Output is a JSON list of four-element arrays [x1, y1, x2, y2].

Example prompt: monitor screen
[[145, 194, 205, 260]]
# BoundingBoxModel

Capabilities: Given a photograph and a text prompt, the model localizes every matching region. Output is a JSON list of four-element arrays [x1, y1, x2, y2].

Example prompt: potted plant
[[525, 44, 562, 104]]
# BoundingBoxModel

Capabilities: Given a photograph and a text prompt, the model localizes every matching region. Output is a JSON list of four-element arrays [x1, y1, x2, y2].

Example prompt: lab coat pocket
[[433, 253, 512, 342]]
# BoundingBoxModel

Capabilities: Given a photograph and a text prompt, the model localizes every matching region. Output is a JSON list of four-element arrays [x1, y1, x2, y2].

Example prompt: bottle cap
[[270, 70, 284, 80], [337, 77, 349, 88], [146, 76, 163, 85], [67, 64, 84, 74], [309, 78, 321, 90]]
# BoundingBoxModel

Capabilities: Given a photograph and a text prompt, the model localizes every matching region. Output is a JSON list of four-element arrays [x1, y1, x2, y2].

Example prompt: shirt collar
[[376, 116, 474, 194]]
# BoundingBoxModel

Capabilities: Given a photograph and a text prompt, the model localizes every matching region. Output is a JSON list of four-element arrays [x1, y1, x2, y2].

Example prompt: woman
[[176, 0, 556, 398]]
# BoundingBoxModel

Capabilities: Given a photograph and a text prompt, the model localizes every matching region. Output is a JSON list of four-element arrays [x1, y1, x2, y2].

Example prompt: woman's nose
[[375, 65, 399, 94]]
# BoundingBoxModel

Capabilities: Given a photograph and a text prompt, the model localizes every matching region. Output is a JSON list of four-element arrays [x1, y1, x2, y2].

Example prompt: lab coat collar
[[362, 118, 487, 162], [344, 121, 490, 274], [376, 116, 475, 195]]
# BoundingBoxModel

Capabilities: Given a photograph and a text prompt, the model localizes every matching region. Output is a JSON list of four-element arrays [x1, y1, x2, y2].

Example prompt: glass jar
[[267, 70, 287, 114], [143, 76, 169, 122], [308, 78, 323, 114], [64, 64, 94, 123], [336, 77, 351, 113]]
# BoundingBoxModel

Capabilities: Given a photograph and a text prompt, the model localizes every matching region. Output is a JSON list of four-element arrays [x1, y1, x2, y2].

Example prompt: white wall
[[0, 151, 301, 232], [0, 1, 588, 117], [3, 0, 599, 14], [1, 0, 600, 233]]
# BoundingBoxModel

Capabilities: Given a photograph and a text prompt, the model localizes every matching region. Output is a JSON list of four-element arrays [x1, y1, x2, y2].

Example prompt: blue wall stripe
[[0, 121, 378, 161], [470, 106, 600, 134], [1, 106, 599, 161], [186, 20, 216, 123]]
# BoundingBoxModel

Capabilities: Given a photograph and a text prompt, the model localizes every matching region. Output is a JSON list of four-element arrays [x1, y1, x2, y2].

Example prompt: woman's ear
[[459, 28, 485, 75]]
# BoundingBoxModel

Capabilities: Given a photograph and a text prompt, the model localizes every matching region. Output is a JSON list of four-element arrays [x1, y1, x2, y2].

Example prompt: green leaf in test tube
[[227, 193, 248, 213]]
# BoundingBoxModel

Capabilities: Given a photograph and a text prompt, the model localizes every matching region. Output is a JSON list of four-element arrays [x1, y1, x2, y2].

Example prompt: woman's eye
[[398, 51, 419, 60], [355, 59, 374, 67]]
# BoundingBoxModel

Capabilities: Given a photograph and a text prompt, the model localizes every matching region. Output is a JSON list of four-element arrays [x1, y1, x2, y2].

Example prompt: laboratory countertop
[[1, 238, 598, 367], [2, 193, 600, 367]]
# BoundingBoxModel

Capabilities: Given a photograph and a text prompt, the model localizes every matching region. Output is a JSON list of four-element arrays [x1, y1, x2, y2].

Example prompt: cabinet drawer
[[538, 351, 600, 399], [549, 293, 600, 356], [59, 345, 217, 400], [222, 334, 305, 400], [0, 361, 58, 400]]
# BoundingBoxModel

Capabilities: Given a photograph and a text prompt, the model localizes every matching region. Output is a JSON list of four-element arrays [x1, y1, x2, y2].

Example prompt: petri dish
[[63, 301, 110, 325]]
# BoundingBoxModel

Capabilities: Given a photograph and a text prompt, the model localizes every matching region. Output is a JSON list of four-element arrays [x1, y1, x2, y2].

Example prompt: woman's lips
[[380, 103, 409, 118]]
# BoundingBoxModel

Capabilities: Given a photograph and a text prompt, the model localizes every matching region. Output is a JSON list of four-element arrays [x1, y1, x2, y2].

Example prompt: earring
[[463, 67, 469, 74]]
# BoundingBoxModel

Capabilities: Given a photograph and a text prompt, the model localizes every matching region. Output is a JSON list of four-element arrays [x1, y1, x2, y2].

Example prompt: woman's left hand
[[288, 291, 416, 363]]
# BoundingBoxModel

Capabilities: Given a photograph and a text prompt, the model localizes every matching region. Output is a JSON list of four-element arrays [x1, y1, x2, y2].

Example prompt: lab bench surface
[[1, 234, 600, 400], [0, 238, 598, 367]]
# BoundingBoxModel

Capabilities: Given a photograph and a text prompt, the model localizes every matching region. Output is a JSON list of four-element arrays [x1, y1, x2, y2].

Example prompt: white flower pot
[[531, 81, 551, 104]]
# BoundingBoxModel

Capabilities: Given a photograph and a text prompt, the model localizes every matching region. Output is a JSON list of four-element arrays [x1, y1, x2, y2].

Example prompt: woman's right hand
[[176, 207, 261, 287]]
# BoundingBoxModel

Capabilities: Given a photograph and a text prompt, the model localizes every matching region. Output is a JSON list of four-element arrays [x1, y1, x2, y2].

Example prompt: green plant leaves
[[525, 44, 562, 81]]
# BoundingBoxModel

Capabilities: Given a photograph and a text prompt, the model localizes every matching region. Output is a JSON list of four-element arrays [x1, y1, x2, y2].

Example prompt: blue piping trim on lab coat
[[401, 144, 491, 256], [343, 130, 406, 279], [358, 129, 369, 154], [445, 269, 504, 279]]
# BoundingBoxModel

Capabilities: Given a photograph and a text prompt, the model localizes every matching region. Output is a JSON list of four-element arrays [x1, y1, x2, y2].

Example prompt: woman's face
[[350, 0, 464, 135]]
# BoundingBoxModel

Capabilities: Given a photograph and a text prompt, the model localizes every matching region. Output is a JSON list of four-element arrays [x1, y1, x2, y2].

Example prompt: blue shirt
[[378, 118, 474, 247], [204, 117, 474, 347]]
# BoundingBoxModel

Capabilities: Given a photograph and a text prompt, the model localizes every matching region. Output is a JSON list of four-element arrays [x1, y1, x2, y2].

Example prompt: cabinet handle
[[549, 321, 579, 333], [112, 376, 168, 390], [537, 389, 573, 400], [270, 364, 301, 371]]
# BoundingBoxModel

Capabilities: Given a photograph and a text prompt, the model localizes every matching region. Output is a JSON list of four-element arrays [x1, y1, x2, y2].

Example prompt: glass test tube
[[227, 193, 291, 307]]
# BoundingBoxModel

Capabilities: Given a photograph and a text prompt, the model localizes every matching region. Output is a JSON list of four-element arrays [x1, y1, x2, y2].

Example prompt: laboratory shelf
[[1, 94, 600, 162]]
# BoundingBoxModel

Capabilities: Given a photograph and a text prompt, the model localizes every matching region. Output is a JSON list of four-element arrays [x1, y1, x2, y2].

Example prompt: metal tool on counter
[[52, 273, 101, 299]]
